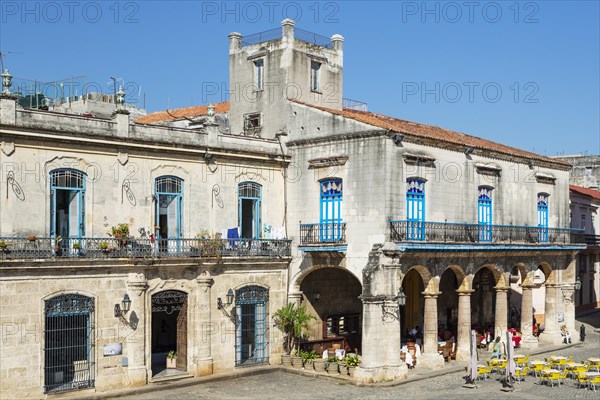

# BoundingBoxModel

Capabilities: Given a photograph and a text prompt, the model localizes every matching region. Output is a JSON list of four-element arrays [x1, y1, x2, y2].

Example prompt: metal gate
[[235, 286, 269, 366], [44, 294, 95, 393]]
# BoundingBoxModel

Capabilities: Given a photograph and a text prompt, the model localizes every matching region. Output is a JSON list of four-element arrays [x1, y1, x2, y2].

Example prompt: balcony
[[585, 234, 600, 246], [0, 237, 291, 261], [389, 221, 585, 245], [299, 223, 347, 251]]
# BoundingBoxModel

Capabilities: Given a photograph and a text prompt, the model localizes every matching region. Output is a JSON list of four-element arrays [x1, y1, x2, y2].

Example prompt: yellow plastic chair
[[530, 362, 545, 377], [558, 369, 568, 385], [589, 375, 600, 391], [547, 371, 561, 387], [539, 369, 551, 385], [477, 365, 488, 381], [577, 372, 589, 390], [590, 360, 600, 372], [515, 366, 529, 384]]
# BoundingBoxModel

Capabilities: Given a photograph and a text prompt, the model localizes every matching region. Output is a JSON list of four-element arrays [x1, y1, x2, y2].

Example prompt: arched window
[[44, 294, 95, 393], [320, 178, 343, 241], [238, 182, 262, 239], [50, 169, 86, 238], [406, 178, 425, 240], [537, 193, 549, 242], [155, 176, 183, 239], [478, 186, 493, 242], [235, 285, 269, 366]]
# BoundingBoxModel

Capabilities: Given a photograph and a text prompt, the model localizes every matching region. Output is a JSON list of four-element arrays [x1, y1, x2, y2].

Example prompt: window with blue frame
[[537, 193, 549, 242], [155, 176, 183, 239], [406, 178, 425, 240], [478, 186, 493, 242], [319, 178, 343, 242], [50, 169, 86, 238], [238, 182, 262, 239], [235, 285, 269, 366]]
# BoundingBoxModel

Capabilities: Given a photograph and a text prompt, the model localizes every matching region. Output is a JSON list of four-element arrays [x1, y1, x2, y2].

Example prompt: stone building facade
[[0, 19, 586, 396]]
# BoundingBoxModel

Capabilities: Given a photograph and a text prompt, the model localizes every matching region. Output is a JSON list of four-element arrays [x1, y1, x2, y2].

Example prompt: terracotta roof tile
[[135, 102, 230, 124], [290, 100, 570, 168], [570, 185, 600, 200]]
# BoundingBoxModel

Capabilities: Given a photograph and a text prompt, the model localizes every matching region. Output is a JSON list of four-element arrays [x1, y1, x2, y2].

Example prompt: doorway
[[50, 169, 85, 239], [238, 182, 261, 239], [235, 286, 269, 366], [151, 290, 188, 377]]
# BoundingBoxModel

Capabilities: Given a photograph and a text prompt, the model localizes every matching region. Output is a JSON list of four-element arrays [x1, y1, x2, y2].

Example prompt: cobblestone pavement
[[123, 319, 600, 400]]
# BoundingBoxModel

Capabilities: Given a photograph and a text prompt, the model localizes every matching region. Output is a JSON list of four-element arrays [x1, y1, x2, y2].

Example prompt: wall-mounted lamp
[[392, 133, 404, 146], [528, 160, 535, 169], [574, 276, 582, 291], [204, 150, 213, 161], [395, 287, 406, 307], [217, 288, 234, 310], [313, 291, 321, 303], [465, 147, 474, 155], [114, 294, 131, 323]]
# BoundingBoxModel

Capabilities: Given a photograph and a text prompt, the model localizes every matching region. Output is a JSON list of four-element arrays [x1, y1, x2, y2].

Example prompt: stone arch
[[536, 262, 555, 284], [443, 264, 467, 289], [294, 264, 360, 290], [403, 264, 434, 291], [471, 264, 503, 289]]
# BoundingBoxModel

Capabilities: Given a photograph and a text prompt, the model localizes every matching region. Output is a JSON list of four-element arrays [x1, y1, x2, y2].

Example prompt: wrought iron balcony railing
[[0, 237, 291, 261], [300, 223, 346, 245], [389, 220, 585, 245], [585, 234, 600, 246]]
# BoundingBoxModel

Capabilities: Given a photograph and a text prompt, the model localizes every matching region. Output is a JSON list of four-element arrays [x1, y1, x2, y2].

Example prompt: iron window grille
[[44, 294, 95, 393], [235, 286, 269, 367]]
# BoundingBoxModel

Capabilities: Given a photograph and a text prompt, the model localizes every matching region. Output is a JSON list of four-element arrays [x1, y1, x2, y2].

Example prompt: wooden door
[[176, 300, 187, 370]]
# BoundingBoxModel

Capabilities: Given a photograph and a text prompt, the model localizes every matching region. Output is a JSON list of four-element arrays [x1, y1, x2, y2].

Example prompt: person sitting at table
[[560, 325, 572, 344], [491, 336, 502, 358]]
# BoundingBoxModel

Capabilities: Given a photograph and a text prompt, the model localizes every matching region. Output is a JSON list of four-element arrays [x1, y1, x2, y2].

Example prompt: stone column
[[419, 293, 444, 368], [455, 289, 474, 361], [494, 286, 509, 336], [540, 283, 561, 345], [520, 285, 538, 349], [561, 285, 577, 343], [288, 291, 303, 306], [126, 273, 148, 387], [354, 297, 407, 383], [196, 271, 214, 376]]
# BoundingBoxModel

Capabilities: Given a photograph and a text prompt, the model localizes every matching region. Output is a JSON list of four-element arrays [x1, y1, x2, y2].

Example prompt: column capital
[[196, 271, 214, 288], [494, 286, 510, 292], [520, 284, 536, 290], [456, 289, 475, 296], [422, 291, 441, 298]]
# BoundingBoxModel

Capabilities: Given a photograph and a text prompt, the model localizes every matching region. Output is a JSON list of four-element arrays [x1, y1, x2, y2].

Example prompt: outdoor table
[[529, 360, 547, 377], [539, 369, 560, 385], [586, 372, 600, 377], [588, 358, 600, 362]]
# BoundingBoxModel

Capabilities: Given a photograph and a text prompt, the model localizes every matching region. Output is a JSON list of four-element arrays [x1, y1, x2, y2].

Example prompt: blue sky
[[1, 1, 598, 156]]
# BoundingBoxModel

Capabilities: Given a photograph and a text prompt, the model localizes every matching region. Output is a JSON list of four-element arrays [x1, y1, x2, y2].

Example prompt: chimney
[[281, 19, 295, 43], [228, 32, 242, 53]]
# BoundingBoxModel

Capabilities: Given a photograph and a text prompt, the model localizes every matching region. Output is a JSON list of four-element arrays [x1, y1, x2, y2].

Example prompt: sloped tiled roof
[[290, 100, 570, 169], [570, 185, 600, 200], [135, 101, 230, 124]]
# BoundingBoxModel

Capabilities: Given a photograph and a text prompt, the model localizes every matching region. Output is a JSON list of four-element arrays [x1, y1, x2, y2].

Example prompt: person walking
[[492, 336, 502, 358]]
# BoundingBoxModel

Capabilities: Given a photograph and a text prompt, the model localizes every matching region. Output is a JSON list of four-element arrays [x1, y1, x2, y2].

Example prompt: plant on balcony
[[109, 223, 130, 246], [195, 231, 223, 257], [99, 241, 110, 252], [27, 235, 38, 242], [0, 240, 9, 251]]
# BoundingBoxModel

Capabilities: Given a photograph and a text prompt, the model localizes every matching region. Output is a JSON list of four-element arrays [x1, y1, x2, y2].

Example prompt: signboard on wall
[[557, 313, 564, 323], [103, 343, 123, 357]]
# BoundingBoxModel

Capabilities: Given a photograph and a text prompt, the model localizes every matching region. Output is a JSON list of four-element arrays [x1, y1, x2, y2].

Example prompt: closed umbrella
[[466, 329, 478, 384], [505, 330, 516, 386]]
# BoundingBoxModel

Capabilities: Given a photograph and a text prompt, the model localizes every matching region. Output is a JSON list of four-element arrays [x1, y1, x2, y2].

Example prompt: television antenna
[[0, 51, 23, 71]]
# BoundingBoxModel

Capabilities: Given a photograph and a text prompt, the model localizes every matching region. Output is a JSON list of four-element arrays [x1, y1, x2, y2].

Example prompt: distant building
[[570, 185, 600, 312], [554, 154, 600, 189]]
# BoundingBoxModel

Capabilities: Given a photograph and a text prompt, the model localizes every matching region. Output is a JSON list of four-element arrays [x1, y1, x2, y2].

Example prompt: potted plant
[[291, 349, 303, 369], [109, 223, 130, 246], [73, 242, 82, 256], [99, 241, 110, 253], [313, 356, 326, 373], [344, 354, 360, 377], [300, 349, 318, 370], [273, 303, 315, 368], [0, 240, 9, 252], [326, 355, 339, 375], [166, 350, 177, 369], [27, 235, 38, 242]]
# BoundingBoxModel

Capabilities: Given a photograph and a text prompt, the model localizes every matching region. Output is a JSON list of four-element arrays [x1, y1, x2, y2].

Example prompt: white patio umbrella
[[466, 329, 478, 384], [505, 330, 516, 385]]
